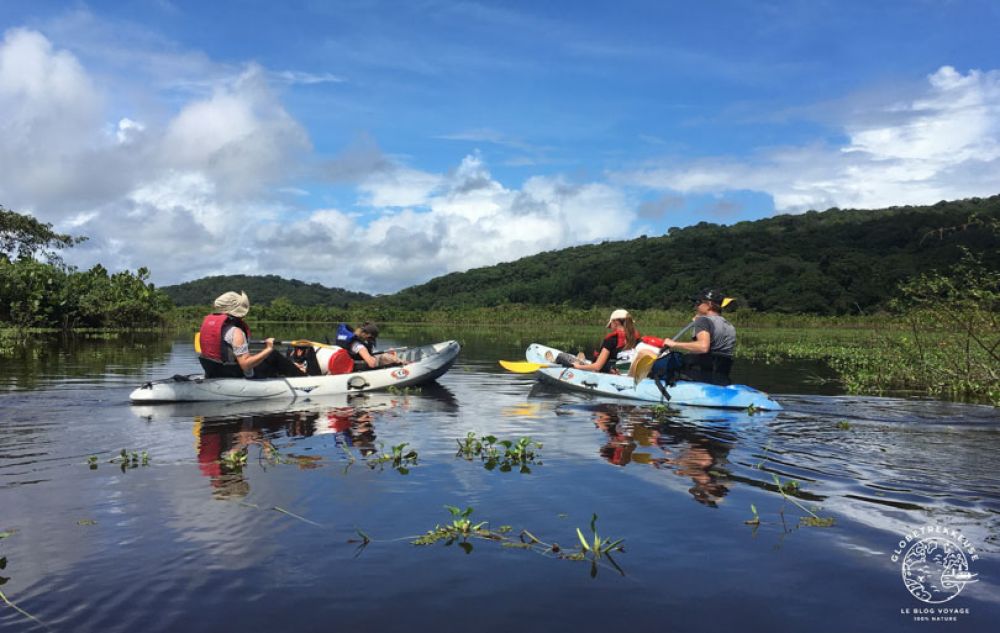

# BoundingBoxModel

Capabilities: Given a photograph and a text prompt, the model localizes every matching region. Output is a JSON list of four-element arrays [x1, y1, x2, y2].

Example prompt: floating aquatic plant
[[409, 507, 626, 576], [455, 432, 542, 473], [221, 448, 248, 471], [367, 443, 418, 474]]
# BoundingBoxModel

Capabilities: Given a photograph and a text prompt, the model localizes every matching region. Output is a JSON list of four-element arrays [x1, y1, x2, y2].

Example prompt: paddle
[[499, 360, 558, 373], [194, 333, 405, 356], [193, 333, 286, 354]]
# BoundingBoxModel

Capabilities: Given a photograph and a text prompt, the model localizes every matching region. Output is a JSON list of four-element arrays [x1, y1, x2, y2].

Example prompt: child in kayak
[[547, 309, 640, 373]]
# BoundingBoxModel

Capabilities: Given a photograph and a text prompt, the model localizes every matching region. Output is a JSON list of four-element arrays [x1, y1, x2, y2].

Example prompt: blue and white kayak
[[526, 343, 782, 410], [130, 341, 460, 403]]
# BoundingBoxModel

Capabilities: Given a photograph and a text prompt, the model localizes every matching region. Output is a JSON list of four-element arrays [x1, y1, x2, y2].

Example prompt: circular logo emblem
[[900, 535, 977, 603], [390, 368, 410, 380]]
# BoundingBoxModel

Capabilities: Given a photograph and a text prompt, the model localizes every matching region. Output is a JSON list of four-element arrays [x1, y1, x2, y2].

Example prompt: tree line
[[379, 195, 1000, 315], [1, 206, 172, 330], [162, 274, 371, 307], [4, 195, 1000, 331]]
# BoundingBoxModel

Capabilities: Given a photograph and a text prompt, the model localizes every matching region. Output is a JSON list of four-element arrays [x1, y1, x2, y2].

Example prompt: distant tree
[[0, 205, 86, 264]]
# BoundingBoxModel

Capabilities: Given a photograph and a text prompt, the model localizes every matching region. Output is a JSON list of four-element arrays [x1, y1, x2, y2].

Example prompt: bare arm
[[232, 329, 275, 371], [661, 330, 710, 354], [356, 345, 379, 369], [574, 347, 611, 372]]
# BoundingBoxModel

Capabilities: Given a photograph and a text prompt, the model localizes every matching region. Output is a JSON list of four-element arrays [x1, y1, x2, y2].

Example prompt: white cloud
[[0, 27, 634, 293], [255, 155, 634, 290], [359, 166, 444, 208], [616, 66, 1000, 212]]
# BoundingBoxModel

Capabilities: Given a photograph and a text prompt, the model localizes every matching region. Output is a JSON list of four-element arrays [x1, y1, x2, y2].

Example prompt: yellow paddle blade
[[499, 360, 552, 373], [631, 354, 656, 384], [194, 332, 201, 354], [722, 297, 735, 308]]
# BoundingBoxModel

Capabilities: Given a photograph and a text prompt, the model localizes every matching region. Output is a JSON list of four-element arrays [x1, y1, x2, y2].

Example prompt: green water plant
[[455, 432, 542, 473], [571, 513, 626, 577], [100, 448, 151, 471], [412, 506, 497, 553], [367, 442, 418, 474], [771, 474, 835, 528], [410, 507, 626, 576], [221, 448, 248, 471]]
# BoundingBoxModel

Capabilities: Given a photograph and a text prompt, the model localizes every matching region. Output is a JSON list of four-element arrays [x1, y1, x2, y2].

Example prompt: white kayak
[[526, 343, 782, 410], [129, 340, 461, 403]]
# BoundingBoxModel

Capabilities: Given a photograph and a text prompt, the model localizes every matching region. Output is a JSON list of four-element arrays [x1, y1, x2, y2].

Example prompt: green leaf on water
[[0, 530, 15, 540]]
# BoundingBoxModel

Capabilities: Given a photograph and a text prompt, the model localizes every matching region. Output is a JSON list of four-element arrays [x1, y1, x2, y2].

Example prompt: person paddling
[[658, 289, 736, 386], [549, 309, 640, 374], [198, 291, 311, 379]]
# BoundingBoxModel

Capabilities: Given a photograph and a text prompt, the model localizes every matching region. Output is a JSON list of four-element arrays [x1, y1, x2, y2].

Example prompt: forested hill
[[381, 195, 1000, 315], [162, 274, 372, 307]]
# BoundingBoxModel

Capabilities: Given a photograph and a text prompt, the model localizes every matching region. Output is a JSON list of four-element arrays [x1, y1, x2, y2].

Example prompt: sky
[[1, 0, 999, 294]]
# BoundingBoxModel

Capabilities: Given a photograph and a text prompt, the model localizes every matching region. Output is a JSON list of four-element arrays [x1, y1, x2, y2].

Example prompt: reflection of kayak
[[130, 383, 460, 420], [526, 344, 782, 411], [129, 341, 460, 403]]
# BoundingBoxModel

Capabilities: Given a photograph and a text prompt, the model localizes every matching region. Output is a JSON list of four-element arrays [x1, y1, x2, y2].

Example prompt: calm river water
[[1, 326, 998, 632]]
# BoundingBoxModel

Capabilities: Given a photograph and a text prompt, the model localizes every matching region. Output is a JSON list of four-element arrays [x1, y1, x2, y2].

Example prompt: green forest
[[381, 196, 1000, 314], [4, 195, 1000, 327], [1, 206, 172, 330], [162, 275, 371, 307]]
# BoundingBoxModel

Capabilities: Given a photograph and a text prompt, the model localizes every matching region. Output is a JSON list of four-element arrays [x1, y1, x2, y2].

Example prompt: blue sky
[[1, 1, 999, 292]]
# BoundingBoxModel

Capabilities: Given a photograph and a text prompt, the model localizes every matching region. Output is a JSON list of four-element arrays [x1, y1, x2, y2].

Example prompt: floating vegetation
[[455, 432, 542, 473], [221, 448, 248, 471], [367, 443, 418, 474], [87, 449, 150, 471], [836, 420, 852, 430], [410, 507, 625, 577], [776, 477, 800, 495], [746, 474, 836, 533], [412, 506, 497, 553], [76, 519, 97, 526]]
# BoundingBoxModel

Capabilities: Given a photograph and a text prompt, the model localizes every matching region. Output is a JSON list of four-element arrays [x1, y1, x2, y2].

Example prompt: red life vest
[[605, 330, 627, 349], [641, 335, 665, 348], [198, 313, 250, 364]]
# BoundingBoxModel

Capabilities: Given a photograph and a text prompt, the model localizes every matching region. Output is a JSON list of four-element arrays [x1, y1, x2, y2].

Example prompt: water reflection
[[558, 402, 782, 507], [131, 386, 458, 498]]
